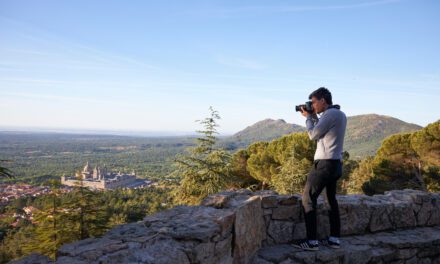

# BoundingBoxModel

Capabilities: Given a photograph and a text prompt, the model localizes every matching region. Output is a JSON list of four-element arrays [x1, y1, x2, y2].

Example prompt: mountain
[[219, 114, 423, 159], [231, 118, 306, 143], [217, 119, 306, 150], [344, 114, 422, 158]]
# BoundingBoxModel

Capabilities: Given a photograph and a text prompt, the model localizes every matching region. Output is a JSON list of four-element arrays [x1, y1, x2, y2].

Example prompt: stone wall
[[12, 189, 440, 264]]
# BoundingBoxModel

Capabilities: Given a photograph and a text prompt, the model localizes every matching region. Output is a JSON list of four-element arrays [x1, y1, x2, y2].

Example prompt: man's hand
[[300, 106, 309, 118]]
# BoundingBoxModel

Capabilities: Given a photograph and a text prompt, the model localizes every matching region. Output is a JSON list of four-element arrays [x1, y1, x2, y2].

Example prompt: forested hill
[[218, 119, 306, 150], [218, 114, 423, 158], [344, 114, 422, 158]]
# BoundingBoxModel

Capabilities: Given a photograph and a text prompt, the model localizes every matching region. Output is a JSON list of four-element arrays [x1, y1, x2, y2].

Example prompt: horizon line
[[0, 112, 430, 138]]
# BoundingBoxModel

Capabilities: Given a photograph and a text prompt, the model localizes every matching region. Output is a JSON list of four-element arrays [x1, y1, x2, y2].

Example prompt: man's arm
[[305, 111, 334, 140]]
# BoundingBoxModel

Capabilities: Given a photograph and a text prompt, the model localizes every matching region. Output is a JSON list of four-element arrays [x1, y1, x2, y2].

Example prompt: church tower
[[93, 166, 99, 179], [81, 161, 93, 179]]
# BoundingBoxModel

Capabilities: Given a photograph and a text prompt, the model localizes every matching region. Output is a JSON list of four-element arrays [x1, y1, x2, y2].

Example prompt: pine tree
[[338, 151, 359, 194], [246, 141, 277, 190], [21, 180, 74, 260], [268, 132, 316, 194], [411, 120, 440, 191], [361, 133, 427, 194], [411, 120, 440, 166], [246, 132, 316, 192], [64, 174, 108, 240], [271, 157, 311, 194], [172, 106, 233, 205], [345, 121, 440, 195], [0, 160, 13, 178], [344, 156, 375, 194], [230, 149, 259, 189]]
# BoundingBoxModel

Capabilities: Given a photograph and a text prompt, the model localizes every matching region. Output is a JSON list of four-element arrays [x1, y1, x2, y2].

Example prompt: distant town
[[1, 184, 53, 206], [0, 163, 158, 232]]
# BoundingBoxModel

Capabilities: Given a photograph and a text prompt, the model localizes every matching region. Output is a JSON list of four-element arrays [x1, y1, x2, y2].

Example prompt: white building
[[61, 162, 151, 190]]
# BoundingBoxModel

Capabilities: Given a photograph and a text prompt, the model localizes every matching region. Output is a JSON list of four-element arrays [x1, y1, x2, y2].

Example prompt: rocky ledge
[[11, 189, 440, 264], [253, 226, 440, 264]]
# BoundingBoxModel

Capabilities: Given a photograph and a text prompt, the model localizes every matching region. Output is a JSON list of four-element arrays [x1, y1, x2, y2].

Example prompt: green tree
[[269, 132, 316, 194], [246, 141, 278, 190], [0, 225, 35, 262], [411, 120, 440, 166], [343, 156, 374, 194], [172, 106, 234, 205], [107, 213, 127, 226], [229, 149, 259, 190], [423, 165, 440, 192], [0, 160, 13, 178], [360, 133, 424, 195], [338, 151, 359, 194], [64, 176, 108, 240], [358, 122, 440, 195], [271, 157, 312, 194], [410, 120, 440, 192], [346, 121, 439, 195], [21, 181, 74, 259]]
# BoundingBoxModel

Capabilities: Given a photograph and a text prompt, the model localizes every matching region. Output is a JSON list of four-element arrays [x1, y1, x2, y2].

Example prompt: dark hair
[[309, 87, 332, 105]]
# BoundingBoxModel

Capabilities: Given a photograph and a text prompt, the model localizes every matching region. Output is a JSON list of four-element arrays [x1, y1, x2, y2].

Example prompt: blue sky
[[0, 0, 439, 135]]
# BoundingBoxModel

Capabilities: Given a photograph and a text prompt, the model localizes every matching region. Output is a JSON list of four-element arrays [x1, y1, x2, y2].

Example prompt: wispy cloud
[[0, 16, 160, 72], [215, 55, 267, 70], [3, 49, 51, 56], [0, 61, 140, 71], [0, 91, 133, 107], [189, 0, 403, 18], [0, 77, 67, 85]]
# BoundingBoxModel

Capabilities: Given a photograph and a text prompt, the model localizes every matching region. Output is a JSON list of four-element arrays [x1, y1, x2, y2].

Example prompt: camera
[[295, 101, 314, 113]]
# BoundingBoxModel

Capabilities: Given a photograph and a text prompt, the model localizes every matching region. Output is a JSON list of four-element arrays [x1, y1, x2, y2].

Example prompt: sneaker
[[291, 239, 319, 251], [320, 237, 340, 249]]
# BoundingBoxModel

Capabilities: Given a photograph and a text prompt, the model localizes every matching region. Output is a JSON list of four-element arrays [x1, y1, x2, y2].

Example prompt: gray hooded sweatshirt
[[305, 106, 347, 161]]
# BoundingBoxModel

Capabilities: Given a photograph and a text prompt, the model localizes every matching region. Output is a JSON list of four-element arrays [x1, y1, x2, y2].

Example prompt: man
[[292, 87, 347, 251]]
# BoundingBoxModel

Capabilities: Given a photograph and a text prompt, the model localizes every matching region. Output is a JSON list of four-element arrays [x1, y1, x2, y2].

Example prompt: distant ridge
[[219, 114, 423, 158], [232, 118, 306, 141], [218, 118, 306, 150], [344, 113, 422, 158]]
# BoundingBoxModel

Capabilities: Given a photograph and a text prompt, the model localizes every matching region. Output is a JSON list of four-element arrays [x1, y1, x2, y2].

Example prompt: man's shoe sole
[[291, 244, 319, 251]]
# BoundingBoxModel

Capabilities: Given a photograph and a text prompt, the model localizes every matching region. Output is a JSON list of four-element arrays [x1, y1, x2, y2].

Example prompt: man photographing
[[292, 87, 347, 251]]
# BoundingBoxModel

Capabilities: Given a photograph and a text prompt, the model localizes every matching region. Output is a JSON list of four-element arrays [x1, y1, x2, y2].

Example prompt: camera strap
[[327, 104, 341, 110]]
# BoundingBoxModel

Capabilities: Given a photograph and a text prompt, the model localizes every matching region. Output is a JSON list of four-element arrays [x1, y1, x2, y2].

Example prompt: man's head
[[309, 87, 332, 114]]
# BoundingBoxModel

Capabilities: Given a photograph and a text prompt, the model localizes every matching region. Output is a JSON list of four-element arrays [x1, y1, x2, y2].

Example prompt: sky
[[0, 0, 439, 135]]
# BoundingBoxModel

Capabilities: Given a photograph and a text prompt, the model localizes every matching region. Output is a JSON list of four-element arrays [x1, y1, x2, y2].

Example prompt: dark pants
[[301, 159, 342, 240]]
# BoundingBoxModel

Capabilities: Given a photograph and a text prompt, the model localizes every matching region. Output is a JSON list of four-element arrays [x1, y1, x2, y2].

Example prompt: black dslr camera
[[295, 101, 314, 113]]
